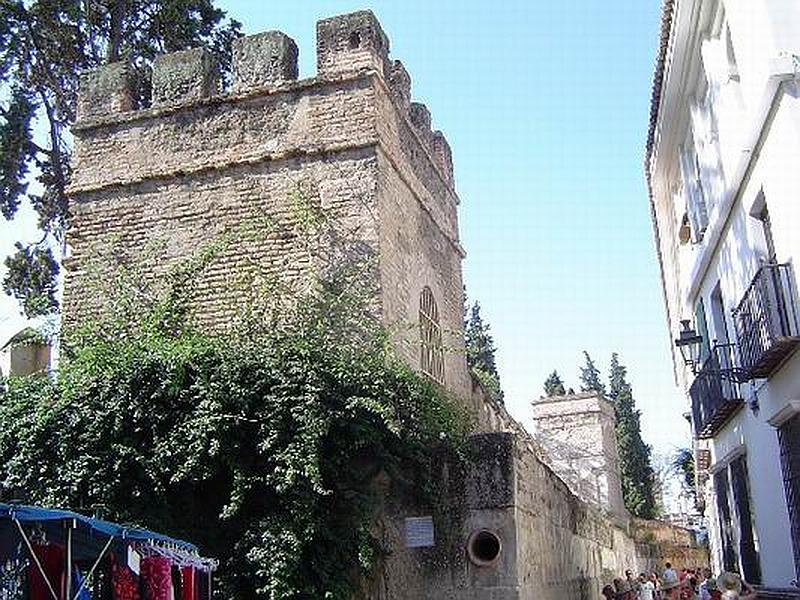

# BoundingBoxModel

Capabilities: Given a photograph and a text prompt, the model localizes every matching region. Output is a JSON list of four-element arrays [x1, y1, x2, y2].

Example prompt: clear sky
[[0, 1, 691, 458]]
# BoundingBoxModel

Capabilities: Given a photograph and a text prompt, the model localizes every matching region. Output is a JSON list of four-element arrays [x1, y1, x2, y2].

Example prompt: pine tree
[[579, 350, 606, 396], [464, 301, 504, 402], [543, 370, 566, 397], [608, 353, 657, 519], [0, 0, 241, 317]]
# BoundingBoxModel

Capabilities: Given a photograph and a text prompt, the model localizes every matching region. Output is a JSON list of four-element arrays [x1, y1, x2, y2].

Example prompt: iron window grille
[[419, 286, 445, 385]]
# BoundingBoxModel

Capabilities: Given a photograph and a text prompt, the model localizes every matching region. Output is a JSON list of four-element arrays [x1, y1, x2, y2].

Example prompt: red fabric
[[141, 557, 173, 600], [180, 567, 197, 600], [29, 543, 65, 600], [111, 555, 141, 600]]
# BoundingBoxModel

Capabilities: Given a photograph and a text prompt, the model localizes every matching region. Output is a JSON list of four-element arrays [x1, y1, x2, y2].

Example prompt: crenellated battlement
[[66, 11, 467, 400], [73, 10, 454, 192], [316, 10, 390, 79]]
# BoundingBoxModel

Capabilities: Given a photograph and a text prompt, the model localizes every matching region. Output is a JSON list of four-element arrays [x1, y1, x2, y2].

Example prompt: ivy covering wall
[[0, 214, 471, 598]]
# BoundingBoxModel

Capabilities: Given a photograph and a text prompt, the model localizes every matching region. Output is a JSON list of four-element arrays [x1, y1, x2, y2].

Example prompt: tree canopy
[[464, 301, 503, 402], [0, 0, 241, 317], [579, 350, 606, 396], [543, 370, 566, 397], [672, 447, 696, 504], [608, 352, 657, 519]]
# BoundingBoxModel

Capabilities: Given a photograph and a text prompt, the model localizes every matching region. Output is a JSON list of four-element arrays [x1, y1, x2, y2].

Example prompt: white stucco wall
[[648, 0, 800, 588]]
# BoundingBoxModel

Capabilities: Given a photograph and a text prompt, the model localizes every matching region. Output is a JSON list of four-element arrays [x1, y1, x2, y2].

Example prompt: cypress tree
[[465, 301, 504, 402], [543, 370, 566, 397], [579, 350, 606, 396], [608, 353, 657, 519]]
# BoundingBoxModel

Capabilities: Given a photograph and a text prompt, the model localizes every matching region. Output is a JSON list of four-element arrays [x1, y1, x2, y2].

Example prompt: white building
[[646, 0, 800, 591]]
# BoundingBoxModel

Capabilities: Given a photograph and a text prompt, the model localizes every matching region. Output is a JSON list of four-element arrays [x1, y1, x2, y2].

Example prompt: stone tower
[[64, 11, 706, 599], [531, 392, 627, 519], [66, 10, 472, 401]]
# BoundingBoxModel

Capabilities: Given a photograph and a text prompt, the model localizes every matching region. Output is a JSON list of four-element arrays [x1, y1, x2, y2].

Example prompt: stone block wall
[[66, 9, 464, 394], [365, 429, 707, 600], [0, 336, 51, 378], [532, 393, 626, 518]]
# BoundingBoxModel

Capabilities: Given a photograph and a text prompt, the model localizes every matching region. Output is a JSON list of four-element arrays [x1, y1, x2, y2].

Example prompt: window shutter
[[778, 414, 800, 579], [690, 99, 726, 211], [680, 145, 708, 242], [695, 299, 711, 365], [729, 456, 762, 584], [714, 468, 739, 573]]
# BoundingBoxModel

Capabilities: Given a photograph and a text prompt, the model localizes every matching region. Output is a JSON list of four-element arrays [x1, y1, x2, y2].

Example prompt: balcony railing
[[733, 263, 800, 379], [690, 343, 744, 439]]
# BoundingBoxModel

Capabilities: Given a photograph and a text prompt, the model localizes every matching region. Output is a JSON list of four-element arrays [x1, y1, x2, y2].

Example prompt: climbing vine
[[0, 191, 472, 599]]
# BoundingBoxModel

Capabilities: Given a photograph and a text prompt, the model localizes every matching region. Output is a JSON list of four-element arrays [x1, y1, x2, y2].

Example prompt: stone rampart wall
[[366, 426, 707, 600]]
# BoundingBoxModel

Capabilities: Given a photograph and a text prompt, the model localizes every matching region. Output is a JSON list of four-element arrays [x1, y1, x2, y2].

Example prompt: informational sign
[[404, 516, 434, 548], [127, 546, 141, 575]]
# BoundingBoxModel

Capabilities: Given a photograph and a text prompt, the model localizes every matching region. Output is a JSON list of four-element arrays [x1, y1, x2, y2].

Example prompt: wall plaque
[[404, 516, 434, 548]]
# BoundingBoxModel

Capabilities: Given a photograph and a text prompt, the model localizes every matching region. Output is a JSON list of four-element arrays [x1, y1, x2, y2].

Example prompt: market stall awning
[[0, 503, 197, 560]]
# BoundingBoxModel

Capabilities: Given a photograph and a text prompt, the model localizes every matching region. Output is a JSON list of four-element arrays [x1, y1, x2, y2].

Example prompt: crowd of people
[[601, 563, 758, 600]]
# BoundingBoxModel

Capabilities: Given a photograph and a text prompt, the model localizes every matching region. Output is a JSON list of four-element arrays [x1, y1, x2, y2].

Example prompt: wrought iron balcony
[[690, 343, 744, 439], [733, 263, 800, 379]]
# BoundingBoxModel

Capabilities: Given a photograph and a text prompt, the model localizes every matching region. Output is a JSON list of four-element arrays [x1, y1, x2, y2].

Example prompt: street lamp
[[675, 320, 703, 373]]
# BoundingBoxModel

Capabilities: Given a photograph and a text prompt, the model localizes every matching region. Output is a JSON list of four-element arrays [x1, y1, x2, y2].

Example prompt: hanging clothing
[[0, 552, 28, 600], [179, 567, 196, 600], [72, 568, 92, 600], [170, 565, 181, 600], [92, 559, 113, 600], [140, 557, 173, 600], [29, 543, 65, 600], [195, 571, 209, 600], [111, 555, 141, 600]]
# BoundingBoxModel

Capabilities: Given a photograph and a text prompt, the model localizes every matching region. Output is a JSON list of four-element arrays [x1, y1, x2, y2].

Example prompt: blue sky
[[0, 1, 689, 458]]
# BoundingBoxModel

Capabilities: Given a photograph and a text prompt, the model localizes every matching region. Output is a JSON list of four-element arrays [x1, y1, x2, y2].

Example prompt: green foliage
[[672, 447, 696, 502], [464, 301, 503, 402], [0, 0, 241, 317], [0, 87, 35, 219], [543, 370, 566, 397], [579, 350, 606, 396], [0, 243, 471, 598], [608, 353, 657, 519], [1, 242, 60, 317]]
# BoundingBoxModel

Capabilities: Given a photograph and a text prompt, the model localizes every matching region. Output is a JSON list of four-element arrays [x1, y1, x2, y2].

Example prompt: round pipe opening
[[466, 529, 502, 567]]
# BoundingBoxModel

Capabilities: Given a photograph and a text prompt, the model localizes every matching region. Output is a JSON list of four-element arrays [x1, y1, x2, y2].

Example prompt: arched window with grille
[[419, 286, 445, 384]]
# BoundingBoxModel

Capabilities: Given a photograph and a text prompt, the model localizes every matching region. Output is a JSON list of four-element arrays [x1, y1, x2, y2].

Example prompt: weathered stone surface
[[409, 101, 433, 149], [77, 62, 135, 120], [387, 60, 411, 114], [466, 432, 515, 509], [432, 130, 454, 190], [232, 31, 298, 92], [317, 10, 389, 78], [151, 47, 219, 105], [532, 392, 626, 518]]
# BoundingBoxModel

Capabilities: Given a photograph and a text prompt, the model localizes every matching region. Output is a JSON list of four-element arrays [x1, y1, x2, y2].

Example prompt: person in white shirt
[[638, 573, 655, 600]]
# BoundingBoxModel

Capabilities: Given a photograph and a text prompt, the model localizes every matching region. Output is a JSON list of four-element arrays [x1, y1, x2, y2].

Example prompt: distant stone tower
[[66, 10, 472, 402], [531, 392, 627, 518]]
